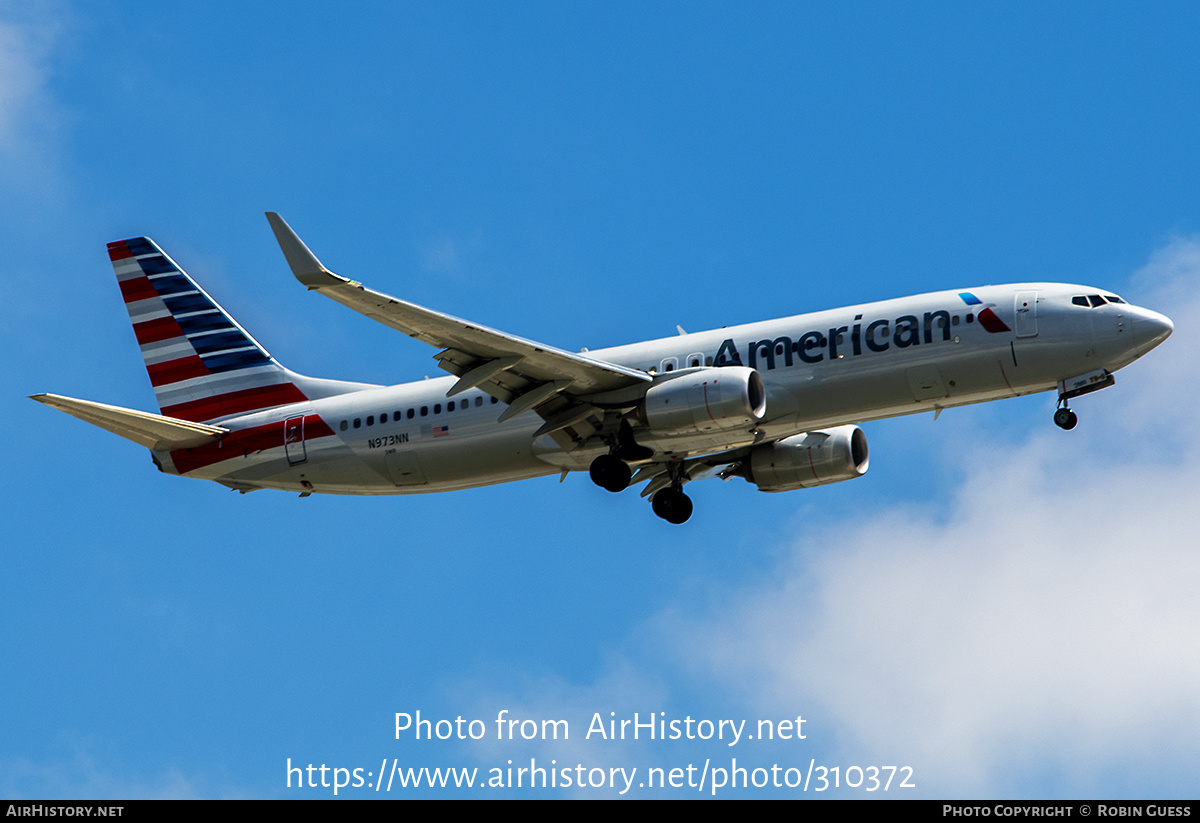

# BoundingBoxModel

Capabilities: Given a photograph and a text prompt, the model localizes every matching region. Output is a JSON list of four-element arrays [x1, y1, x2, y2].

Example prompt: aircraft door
[[284, 415, 307, 464], [906, 365, 948, 401], [1015, 291, 1039, 338], [384, 450, 427, 486]]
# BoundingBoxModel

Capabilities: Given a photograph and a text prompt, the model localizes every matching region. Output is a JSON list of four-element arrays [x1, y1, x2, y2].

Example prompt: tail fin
[[108, 237, 368, 423]]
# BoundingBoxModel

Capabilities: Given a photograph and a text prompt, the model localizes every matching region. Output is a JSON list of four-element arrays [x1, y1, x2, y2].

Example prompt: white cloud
[[0, 1, 67, 189], [0, 749, 241, 799], [467, 238, 1200, 797], [455, 662, 670, 797], [415, 230, 485, 277], [672, 447, 1200, 795], [660, 237, 1200, 797], [1109, 236, 1200, 448]]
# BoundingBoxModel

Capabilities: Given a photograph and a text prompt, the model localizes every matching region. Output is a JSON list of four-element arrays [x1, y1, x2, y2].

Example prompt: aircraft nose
[[1130, 307, 1173, 353]]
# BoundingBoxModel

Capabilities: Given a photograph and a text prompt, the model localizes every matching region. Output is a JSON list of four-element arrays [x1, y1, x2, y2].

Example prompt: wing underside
[[630, 447, 749, 496]]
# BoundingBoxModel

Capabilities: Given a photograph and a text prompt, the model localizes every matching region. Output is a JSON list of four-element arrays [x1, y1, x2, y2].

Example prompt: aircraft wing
[[266, 213, 651, 424]]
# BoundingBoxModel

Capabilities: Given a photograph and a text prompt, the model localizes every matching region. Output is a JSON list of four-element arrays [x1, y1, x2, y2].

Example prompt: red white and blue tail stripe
[[109, 237, 310, 423]]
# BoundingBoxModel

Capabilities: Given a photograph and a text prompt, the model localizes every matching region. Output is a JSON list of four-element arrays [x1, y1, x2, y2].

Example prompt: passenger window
[[475, 396, 482, 407], [448, 401, 455, 412], [407, 408, 415, 419], [367, 415, 374, 426], [353, 418, 361, 429], [340, 420, 348, 432], [420, 406, 428, 417], [380, 412, 388, 423], [434, 403, 441, 414]]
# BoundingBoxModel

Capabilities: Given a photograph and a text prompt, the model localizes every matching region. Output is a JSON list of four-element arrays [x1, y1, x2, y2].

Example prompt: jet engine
[[745, 425, 869, 492], [641, 366, 766, 435]]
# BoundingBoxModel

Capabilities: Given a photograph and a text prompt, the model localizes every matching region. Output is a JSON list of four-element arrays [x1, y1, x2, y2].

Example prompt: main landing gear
[[589, 453, 631, 492], [651, 487, 693, 525], [649, 460, 693, 524], [588, 453, 694, 523], [587, 423, 692, 524], [588, 421, 652, 493]]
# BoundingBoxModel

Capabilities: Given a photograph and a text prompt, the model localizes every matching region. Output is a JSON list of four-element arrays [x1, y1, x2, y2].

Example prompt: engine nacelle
[[746, 425, 869, 492], [641, 366, 766, 435]]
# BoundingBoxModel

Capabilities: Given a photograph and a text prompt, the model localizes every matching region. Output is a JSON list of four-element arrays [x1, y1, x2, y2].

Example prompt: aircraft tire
[[651, 489, 672, 520], [651, 489, 693, 524], [1053, 408, 1078, 430], [589, 454, 631, 492]]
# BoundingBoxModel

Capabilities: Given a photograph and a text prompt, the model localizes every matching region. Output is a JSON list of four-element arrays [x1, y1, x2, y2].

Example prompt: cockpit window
[[1072, 294, 1122, 308]]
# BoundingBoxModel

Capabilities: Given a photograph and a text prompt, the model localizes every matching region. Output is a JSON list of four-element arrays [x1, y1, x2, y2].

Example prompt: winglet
[[265, 212, 348, 290]]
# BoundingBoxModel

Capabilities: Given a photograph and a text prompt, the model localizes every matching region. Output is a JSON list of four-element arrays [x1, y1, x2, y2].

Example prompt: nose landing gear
[[1054, 369, 1116, 430], [1053, 403, 1078, 430]]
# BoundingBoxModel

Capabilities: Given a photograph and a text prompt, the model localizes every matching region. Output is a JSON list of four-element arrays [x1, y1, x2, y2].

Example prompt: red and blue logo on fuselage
[[958, 292, 1011, 333]]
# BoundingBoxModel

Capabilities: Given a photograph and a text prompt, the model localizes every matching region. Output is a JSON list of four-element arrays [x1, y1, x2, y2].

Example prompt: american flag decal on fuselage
[[108, 237, 308, 423]]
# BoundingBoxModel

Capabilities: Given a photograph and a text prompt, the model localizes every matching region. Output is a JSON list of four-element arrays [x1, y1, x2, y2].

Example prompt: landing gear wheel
[[651, 488, 693, 524], [589, 454, 631, 492], [1053, 407, 1078, 430]]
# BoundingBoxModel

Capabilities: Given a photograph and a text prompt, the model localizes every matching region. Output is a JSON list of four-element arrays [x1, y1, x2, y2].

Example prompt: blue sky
[[3, 1, 1199, 798]]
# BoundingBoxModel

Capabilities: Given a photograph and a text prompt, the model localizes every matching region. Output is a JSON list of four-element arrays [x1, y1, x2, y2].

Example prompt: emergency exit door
[[284, 416, 307, 464]]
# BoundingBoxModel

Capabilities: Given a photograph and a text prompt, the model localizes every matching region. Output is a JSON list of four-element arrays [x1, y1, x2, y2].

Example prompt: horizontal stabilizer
[[30, 393, 227, 450]]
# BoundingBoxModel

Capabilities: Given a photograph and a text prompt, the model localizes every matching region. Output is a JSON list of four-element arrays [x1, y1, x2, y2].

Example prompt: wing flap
[[31, 393, 228, 450], [636, 448, 751, 497]]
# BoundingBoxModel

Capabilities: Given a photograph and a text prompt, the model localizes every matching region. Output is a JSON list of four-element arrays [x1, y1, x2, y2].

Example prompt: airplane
[[33, 213, 1174, 524]]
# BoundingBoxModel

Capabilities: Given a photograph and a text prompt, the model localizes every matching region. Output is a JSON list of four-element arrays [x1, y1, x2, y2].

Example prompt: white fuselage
[[159, 283, 1171, 495]]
